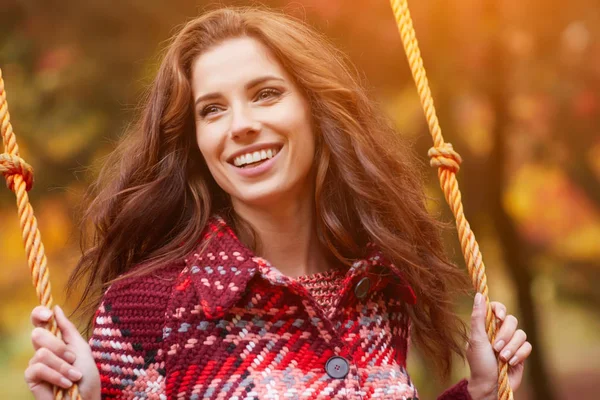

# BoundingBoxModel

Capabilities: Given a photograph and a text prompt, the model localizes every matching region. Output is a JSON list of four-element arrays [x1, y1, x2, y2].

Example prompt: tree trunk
[[481, 2, 556, 399]]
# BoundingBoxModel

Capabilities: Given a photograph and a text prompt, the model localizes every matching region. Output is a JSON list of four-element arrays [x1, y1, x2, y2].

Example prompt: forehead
[[191, 37, 287, 94]]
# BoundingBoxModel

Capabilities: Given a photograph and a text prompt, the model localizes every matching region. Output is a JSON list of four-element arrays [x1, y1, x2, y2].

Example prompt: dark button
[[354, 277, 371, 299], [325, 356, 349, 379]]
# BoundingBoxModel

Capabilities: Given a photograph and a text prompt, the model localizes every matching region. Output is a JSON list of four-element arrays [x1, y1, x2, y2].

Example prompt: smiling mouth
[[229, 145, 283, 169]]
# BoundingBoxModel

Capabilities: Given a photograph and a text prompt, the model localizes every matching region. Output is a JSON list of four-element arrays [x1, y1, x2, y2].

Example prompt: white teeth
[[232, 147, 281, 167]]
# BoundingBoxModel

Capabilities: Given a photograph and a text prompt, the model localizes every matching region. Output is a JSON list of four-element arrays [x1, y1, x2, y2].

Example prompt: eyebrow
[[194, 75, 286, 106]]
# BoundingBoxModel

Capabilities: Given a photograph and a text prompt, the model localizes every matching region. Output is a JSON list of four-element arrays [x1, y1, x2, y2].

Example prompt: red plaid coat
[[90, 216, 472, 399]]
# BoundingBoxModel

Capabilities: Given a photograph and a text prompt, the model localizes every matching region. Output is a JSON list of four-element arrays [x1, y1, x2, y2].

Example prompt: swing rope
[[389, 0, 513, 399], [0, 69, 81, 400], [3, 3, 511, 399]]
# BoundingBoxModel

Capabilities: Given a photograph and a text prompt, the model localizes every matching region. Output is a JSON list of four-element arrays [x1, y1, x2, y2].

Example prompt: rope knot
[[428, 143, 462, 173], [0, 153, 34, 191]]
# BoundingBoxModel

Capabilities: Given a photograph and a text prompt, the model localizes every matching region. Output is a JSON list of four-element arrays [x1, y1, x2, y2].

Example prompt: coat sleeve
[[88, 263, 183, 399], [437, 379, 473, 400]]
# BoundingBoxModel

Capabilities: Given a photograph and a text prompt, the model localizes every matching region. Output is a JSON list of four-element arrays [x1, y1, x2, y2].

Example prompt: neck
[[231, 195, 332, 278]]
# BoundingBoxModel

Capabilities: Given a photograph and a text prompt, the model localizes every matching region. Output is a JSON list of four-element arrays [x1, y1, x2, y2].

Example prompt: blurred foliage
[[1, 0, 599, 398]]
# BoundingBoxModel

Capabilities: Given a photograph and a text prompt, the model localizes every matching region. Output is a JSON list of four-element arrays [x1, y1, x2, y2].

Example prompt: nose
[[229, 103, 260, 139]]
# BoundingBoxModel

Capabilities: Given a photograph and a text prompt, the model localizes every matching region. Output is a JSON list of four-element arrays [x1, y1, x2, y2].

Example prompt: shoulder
[[91, 259, 187, 339], [92, 260, 187, 334], [90, 260, 186, 399], [100, 260, 186, 305]]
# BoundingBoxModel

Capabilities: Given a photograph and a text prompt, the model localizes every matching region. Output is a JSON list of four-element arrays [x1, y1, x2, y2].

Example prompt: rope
[[0, 68, 81, 400], [4, 4, 511, 397], [388, 1, 513, 399]]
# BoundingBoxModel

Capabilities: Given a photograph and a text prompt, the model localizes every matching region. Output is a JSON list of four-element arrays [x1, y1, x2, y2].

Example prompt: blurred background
[[1, 0, 599, 398]]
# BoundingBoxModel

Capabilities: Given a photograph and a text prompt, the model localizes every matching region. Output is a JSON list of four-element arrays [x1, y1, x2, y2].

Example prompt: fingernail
[[501, 350, 511, 361], [498, 309, 506, 320], [40, 309, 52, 320], [494, 340, 505, 352], [474, 293, 482, 306], [509, 356, 519, 366], [64, 351, 76, 364], [68, 369, 82, 381], [60, 377, 73, 388]]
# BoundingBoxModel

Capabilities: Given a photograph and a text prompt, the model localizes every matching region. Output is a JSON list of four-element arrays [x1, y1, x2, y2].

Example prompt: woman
[[25, 7, 531, 400]]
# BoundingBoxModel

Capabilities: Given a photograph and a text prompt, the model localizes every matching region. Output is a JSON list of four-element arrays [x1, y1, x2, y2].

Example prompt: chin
[[232, 183, 287, 208]]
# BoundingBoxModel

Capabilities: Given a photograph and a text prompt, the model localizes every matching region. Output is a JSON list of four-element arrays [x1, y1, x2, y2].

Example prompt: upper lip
[[226, 142, 283, 164]]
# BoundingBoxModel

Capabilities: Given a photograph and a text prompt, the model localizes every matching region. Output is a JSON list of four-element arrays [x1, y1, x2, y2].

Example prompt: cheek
[[294, 108, 316, 159], [195, 128, 220, 162], [195, 135, 226, 185]]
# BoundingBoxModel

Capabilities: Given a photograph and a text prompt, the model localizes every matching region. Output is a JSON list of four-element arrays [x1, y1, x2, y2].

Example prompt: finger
[[497, 329, 527, 362], [31, 306, 53, 328], [469, 293, 490, 348], [507, 361, 525, 392], [23, 372, 53, 400], [490, 301, 507, 321], [53, 305, 84, 346], [493, 314, 518, 352], [24, 362, 74, 390], [29, 348, 83, 383], [508, 341, 533, 366], [31, 327, 77, 364]]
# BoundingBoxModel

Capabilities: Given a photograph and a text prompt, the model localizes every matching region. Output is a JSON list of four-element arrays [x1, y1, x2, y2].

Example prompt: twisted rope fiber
[[4, 4, 511, 397], [389, 1, 513, 399], [0, 68, 81, 400]]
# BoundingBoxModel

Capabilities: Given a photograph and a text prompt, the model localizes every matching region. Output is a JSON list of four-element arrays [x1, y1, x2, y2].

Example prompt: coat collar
[[182, 215, 416, 320]]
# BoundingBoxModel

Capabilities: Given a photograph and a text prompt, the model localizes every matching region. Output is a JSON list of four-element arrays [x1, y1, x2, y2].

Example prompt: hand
[[466, 293, 533, 400], [24, 305, 101, 400]]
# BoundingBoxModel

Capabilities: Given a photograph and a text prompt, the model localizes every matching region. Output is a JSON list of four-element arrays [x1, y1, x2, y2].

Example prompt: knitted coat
[[89, 216, 472, 399]]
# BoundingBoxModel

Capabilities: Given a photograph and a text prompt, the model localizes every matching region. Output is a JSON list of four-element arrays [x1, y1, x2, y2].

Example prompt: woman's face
[[191, 36, 315, 209]]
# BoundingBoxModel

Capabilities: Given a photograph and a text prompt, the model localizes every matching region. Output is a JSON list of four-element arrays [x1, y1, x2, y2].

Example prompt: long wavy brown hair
[[69, 6, 468, 379]]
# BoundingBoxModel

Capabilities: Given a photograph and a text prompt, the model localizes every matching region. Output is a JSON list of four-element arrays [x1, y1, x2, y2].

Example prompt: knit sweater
[[89, 216, 472, 399]]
